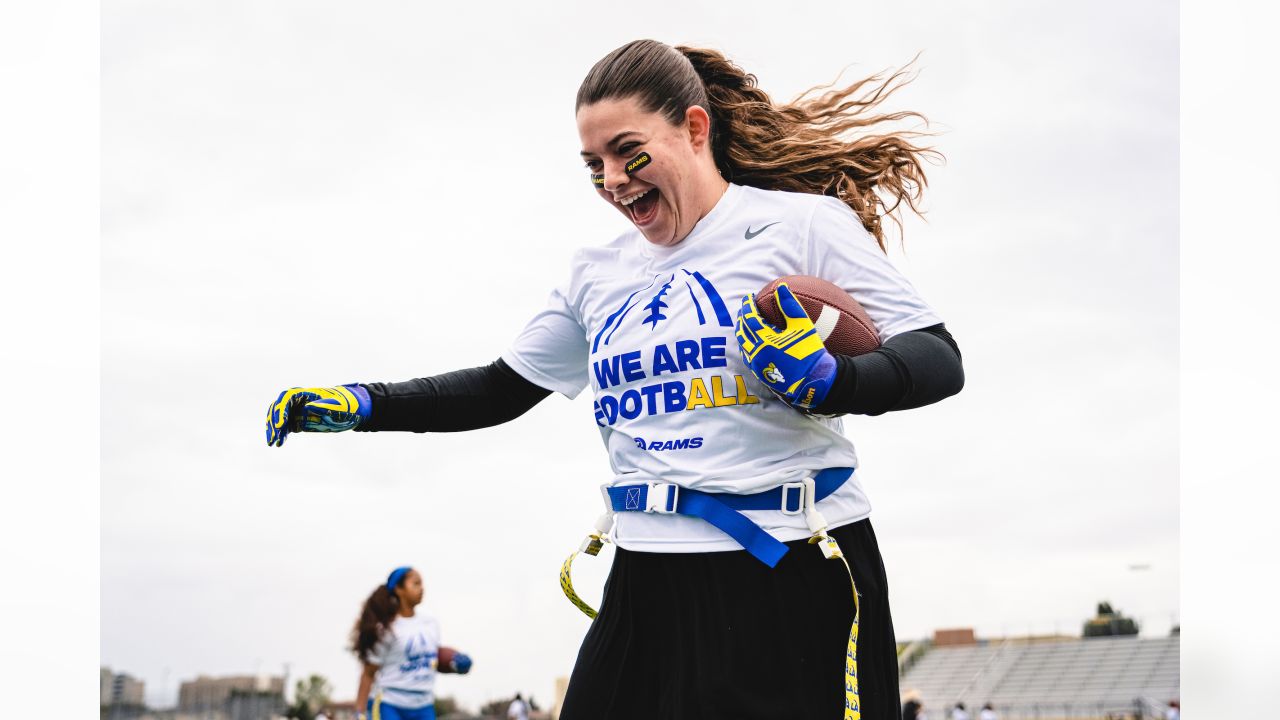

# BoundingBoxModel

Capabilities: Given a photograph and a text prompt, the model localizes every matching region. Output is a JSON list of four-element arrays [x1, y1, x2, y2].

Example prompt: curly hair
[[350, 584, 400, 663], [576, 39, 940, 251]]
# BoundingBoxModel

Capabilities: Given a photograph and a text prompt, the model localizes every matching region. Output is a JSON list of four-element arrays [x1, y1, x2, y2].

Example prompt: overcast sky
[[101, 0, 1178, 710]]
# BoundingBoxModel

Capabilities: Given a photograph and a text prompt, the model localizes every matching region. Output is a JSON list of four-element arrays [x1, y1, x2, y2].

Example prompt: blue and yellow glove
[[265, 384, 371, 447], [735, 284, 837, 411]]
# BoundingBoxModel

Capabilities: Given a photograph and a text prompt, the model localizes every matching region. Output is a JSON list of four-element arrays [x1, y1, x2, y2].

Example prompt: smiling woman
[[576, 40, 937, 251], [265, 38, 964, 720]]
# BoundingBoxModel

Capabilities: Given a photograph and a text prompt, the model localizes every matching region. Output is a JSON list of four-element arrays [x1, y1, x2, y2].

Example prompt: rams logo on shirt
[[633, 436, 705, 451]]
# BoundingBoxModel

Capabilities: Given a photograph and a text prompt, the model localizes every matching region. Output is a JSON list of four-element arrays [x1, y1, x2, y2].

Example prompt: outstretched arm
[[357, 358, 552, 433], [265, 359, 552, 446]]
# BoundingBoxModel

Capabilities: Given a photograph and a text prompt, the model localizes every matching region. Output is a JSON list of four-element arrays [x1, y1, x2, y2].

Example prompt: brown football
[[756, 275, 880, 356], [437, 646, 457, 671]]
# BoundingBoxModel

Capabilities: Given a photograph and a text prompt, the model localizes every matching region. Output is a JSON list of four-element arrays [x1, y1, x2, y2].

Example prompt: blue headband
[[386, 566, 412, 592]]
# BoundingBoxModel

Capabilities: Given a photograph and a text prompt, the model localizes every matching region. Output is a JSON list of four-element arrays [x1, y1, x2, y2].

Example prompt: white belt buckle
[[646, 482, 679, 513], [780, 481, 807, 515]]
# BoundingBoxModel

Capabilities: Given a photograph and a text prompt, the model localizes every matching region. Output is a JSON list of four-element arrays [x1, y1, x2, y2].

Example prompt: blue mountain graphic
[[589, 270, 733, 354]]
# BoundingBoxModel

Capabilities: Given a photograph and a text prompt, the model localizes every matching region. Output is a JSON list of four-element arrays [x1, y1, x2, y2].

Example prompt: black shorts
[[560, 519, 901, 720]]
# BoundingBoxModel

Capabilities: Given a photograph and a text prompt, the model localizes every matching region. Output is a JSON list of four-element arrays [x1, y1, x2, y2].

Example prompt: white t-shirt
[[369, 612, 441, 709], [508, 698, 529, 720], [503, 183, 942, 552]]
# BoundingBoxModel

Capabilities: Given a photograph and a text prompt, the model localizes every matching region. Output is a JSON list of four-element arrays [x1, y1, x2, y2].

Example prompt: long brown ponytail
[[350, 585, 399, 663], [576, 39, 940, 251]]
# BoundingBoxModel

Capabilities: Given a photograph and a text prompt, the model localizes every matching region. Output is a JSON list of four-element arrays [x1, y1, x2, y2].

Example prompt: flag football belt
[[559, 467, 864, 720]]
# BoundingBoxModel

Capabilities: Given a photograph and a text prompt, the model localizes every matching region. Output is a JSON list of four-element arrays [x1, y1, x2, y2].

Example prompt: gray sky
[[101, 0, 1178, 710]]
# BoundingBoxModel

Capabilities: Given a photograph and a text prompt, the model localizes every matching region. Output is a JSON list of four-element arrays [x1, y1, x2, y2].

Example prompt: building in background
[[101, 667, 147, 719], [114, 674, 146, 706], [899, 627, 1179, 719], [178, 674, 285, 715], [101, 667, 146, 706], [226, 686, 286, 720], [932, 628, 977, 647], [550, 676, 569, 720]]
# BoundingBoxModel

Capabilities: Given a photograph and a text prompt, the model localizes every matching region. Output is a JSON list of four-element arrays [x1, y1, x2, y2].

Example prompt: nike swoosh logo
[[744, 222, 780, 240]]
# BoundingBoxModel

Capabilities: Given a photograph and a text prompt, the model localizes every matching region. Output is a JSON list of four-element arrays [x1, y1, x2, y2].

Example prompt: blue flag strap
[[606, 467, 854, 567]]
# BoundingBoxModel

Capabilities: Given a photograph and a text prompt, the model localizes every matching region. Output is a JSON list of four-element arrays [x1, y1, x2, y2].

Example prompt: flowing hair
[[576, 39, 940, 251], [350, 584, 400, 663]]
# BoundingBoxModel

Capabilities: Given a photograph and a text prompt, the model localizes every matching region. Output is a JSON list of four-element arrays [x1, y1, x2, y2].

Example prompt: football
[[437, 646, 456, 671], [756, 275, 880, 356]]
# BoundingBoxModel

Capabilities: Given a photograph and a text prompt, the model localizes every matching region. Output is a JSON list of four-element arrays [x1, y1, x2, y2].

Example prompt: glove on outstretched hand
[[265, 384, 371, 447], [734, 283, 837, 411]]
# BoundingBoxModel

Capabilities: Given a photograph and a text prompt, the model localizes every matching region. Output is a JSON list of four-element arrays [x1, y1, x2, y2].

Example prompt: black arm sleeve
[[814, 323, 965, 417], [355, 358, 553, 433]]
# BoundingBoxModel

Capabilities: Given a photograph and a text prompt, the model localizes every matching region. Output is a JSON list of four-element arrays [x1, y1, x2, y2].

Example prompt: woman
[[269, 40, 963, 719], [351, 567, 472, 720]]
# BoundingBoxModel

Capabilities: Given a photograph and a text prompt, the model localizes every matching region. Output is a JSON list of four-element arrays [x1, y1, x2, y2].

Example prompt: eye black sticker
[[588, 151, 652, 189], [625, 151, 651, 175]]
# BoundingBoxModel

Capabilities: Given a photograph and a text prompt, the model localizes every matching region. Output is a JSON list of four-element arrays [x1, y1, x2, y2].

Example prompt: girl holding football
[[351, 566, 472, 720]]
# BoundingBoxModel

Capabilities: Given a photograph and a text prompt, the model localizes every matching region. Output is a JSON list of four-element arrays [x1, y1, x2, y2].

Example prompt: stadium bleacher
[[899, 634, 1179, 719]]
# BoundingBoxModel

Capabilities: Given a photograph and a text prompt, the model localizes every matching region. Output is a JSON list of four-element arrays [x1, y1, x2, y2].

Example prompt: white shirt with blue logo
[[502, 183, 943, 553], [370, 612, 441, 709]]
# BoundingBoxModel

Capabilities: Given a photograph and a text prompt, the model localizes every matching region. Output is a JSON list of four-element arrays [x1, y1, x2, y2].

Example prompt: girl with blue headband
[[351, 567, 472, 720]]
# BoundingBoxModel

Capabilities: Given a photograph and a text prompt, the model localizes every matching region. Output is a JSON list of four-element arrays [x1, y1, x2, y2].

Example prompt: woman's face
[[397, 570, 424, 607], [577, 96, 714, 247]]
